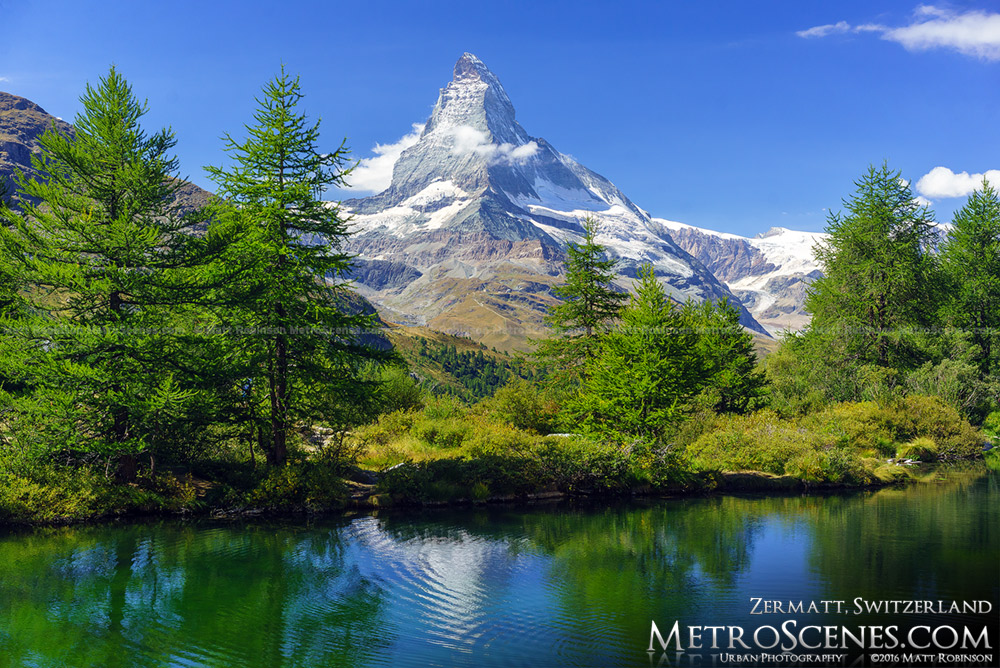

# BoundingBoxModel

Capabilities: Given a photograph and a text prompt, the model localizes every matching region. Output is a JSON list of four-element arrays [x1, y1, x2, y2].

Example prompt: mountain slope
[[0, 92, 74, 205], [342, 53, 768, 349], [0, 90, 210, 214], [655, 219, 826, 333]]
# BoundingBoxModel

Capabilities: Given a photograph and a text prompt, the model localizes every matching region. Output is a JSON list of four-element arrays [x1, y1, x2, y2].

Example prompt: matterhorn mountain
[[342, 53, 770, 349]]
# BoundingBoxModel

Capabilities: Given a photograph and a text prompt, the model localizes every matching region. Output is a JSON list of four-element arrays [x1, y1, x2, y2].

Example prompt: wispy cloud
[[344, 123, 424, 193], [0, 76, 9, 83], [796, 21, 851, 39], [796, 5, 1000, 61], [916, 166, 1000, 199], [447, 125, 539, 165]]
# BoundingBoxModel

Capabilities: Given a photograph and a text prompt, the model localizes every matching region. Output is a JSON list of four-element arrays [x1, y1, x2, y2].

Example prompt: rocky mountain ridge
[[3, 69, 823, 348], [0, 91, 74, 204], [655, 219, 826, 333], [0, 90, 210, 214]]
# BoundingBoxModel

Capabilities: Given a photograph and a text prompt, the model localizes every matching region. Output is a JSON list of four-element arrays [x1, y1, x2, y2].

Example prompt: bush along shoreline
[[2, 392, 992, 526]]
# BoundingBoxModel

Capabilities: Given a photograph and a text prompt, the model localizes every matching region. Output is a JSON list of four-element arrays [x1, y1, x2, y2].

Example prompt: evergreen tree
[[805, 163, 939, 369], [205, 68, 386, 466], [682, 298, 768, 414], [939, 180, 1000, 375], [534, 216, 625, 379], [570, 264, 707, 441], [0, 187, 25, 318], [0, 67, 203, 478]]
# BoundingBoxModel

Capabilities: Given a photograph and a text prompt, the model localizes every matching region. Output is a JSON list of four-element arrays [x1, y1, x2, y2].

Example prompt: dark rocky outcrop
[[347, 259, 423, 292], [665, 225, 776, 282]]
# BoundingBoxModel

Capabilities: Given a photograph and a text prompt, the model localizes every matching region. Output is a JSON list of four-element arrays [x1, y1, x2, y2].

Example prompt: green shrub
[[799, 395, 981, 459], [422, 394, 466, 420], [890, 395, 982, 458], [358, 409, 417, 445], [686, 411, 834, 475], [377, 365, 425, 414], [896, 437, 938, 461], [411, 416, 470, 449], [0, 460, 193, 523], [668, 410, 720, 450], [985, 448, 1000, 472], [905, 358, 996, 423], [244, 458, 346, 509], [378, 454, 544, 502], [800, 401, 895, 455], [470, 481, 490, 500], [685, 410, 877, 484], [983, 411, 1000, 438], [855, 365, 903, 404], [463, 420, 539, 458], [484, 378, 558, 434], [786, 446, 873, 484]]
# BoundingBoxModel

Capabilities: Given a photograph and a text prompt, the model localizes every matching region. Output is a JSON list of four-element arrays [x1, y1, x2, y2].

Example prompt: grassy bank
[[2, 392, 989, 525]]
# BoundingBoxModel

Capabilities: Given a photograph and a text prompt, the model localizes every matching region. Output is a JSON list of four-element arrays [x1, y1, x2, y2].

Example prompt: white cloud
[[0, 76, 8, 83], [447, 124, 539, 165], [915, 166, 1000, 199], [796, 21, 851, 39], [914, 195, 934, 207], [449, 125, 492, 156], [344, 123, 424, 193], [884, 7, 1000, 60], [503, 142, 540, 162], [796, 5, 1000, 61], [854, 23, 888, 33]]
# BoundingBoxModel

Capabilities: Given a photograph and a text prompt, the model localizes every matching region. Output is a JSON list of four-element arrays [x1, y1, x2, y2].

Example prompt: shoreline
[[5, 465, 985, 530]]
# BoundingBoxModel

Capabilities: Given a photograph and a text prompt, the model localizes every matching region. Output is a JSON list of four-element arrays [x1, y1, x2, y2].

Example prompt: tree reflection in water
[[0, 469, 995, 668]]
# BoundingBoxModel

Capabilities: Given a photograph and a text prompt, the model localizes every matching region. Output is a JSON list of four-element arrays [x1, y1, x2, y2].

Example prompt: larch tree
[[681, 298, 768, 414], [534, 215, 626, 381], [805, 163, 940, 369], [940, 180, 1000, 375], [205, 68, 386, 467], [0, 67, 203, 478], [570, 264, 707, 441]]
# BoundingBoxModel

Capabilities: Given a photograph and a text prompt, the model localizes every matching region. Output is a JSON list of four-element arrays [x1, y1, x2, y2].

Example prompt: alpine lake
[[0, 465, 996, 668]]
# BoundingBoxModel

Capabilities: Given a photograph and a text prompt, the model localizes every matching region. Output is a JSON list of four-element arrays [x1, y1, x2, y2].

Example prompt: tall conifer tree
[[570, 264, 706, 440], [206, 69, 384, 467], [682, 298, 768, 414], [0, 68, 202, 477], [806, 163, 939, 369], [535, 216, 625, 380], [940, 180, 1000, 375]]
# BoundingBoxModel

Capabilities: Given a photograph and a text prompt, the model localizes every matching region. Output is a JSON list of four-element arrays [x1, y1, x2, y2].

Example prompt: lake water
[[0, 467, 996, 667]]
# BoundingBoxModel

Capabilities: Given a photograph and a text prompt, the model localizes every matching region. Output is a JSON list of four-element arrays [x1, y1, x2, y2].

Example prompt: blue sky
[[2, 1, 998, 235]]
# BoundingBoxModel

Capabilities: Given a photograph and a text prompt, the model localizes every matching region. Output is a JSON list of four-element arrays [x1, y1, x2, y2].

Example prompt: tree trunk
[[258, 422, 273, 467], [109, 288, 137, 482], [269, 314, 289, 467], [116, 453, 137, 483], [112, 391, 137, 482]]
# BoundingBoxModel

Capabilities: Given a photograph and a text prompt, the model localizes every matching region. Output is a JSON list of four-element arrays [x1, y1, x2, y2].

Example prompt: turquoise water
[[0, 469, 996, 667]]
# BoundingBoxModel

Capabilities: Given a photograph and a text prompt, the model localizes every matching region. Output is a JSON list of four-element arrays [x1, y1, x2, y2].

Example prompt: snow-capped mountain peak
[[422, 53, 522, 143], [341, 54, 770, 346]]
